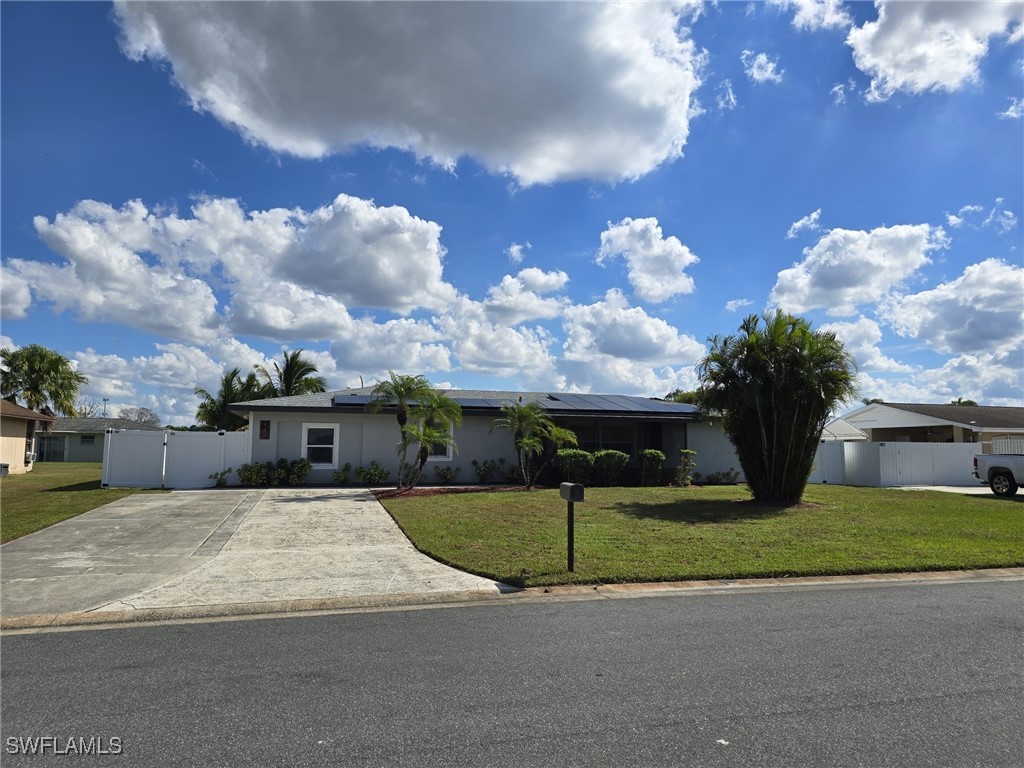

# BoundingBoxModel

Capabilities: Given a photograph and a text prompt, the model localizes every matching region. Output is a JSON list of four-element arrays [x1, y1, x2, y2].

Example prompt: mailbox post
[[559, 482, 584, 572]]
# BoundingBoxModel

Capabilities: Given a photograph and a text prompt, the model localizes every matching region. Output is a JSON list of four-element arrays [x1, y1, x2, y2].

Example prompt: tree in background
[[75, 398, 102, 418], [254, 349, 327, 397], [949, 397, 978, 406], [119, 406, 161, 427], [194, 368, 265, 431], [698, 311, 858, 504], [366, 371, 436, 487], [490, 401, 577, 488], [665, 389, 700, 405], [1, 344, 88, 417], [861, 398, 885, 405]]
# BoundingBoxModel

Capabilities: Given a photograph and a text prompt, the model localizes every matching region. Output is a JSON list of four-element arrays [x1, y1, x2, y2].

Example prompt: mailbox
[[559, 482, 584, 502]]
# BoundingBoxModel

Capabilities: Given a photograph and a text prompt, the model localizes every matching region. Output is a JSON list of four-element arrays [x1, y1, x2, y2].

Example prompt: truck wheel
[[990, 472, 1019, 497]]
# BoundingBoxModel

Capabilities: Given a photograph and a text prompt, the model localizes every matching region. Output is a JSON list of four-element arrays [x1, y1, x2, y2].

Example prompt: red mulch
[[372, 485, 535, 499]]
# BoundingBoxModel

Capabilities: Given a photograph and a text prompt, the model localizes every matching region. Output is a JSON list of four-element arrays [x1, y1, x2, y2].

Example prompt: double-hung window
[[302, 423, 339, 469]]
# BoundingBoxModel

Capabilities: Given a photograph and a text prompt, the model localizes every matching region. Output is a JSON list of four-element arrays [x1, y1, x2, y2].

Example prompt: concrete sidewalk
[[1, 488, 510, 626]]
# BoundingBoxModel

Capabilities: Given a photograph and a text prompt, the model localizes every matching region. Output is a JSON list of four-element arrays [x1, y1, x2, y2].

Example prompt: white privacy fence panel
[[807, 441, 845, 484], [102, 431, 166, 488], [103, 430, 250, 489], [163, 431, 250, 489], [808, 441, 982, 488]]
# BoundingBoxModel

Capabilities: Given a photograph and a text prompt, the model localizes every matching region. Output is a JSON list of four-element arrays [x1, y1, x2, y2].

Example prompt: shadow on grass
[[44, 481, 102, 492], [612, 498, 797, 523], [961, 493, 1024, 504]]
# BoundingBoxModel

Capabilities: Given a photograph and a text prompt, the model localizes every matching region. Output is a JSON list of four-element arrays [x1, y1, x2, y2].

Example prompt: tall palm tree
[[697, 310, 858, 504], [254, 349, 327, 397], [194, 368, 266, 431], [366, 371, 436, 486], [1, 344, 88, 417], [491, 401, 577, 488]]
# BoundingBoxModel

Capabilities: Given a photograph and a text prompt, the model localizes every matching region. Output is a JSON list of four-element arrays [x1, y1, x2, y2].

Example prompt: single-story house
[[820, 417, 868, 442], [0, 400, 56, 475], [834, 402, 1024, 446], [36, 418, 165, 463], [228, 388, 743, 485]]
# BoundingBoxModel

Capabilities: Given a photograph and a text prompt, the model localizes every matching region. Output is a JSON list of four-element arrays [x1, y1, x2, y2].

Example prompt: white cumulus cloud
[[786, 208, 823, 239], [596, 217, 699, 303], [741, 50, 784, 84], [847, 1, 1024, 102], [818, 316, 914, 373], [482, 268, 569, 326], [770, 223, 949, 316], [770, 0, 852, 31], [878, 258, 1024, 355], [999, 96, 1024, 119], [114, 1, 706, 186]]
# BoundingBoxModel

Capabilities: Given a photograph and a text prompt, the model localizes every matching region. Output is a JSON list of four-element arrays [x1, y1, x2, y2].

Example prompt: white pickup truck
[[973, 454, 1024, 497]]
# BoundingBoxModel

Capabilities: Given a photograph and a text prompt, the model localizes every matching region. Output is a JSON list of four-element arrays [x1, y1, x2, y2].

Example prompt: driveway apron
[[2, 489, 507, 620]]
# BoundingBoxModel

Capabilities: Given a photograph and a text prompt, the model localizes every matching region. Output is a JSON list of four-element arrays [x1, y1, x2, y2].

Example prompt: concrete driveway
[[1, 489, 511, 626]]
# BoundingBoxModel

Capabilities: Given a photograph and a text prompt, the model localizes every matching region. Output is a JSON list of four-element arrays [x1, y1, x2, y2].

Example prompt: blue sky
[[2, 1, 1022, 424]]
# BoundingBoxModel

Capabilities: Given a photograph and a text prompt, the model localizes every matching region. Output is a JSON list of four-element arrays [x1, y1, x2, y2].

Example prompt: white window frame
[[302, 423, 340, 469], [424, 422, 455, 463]]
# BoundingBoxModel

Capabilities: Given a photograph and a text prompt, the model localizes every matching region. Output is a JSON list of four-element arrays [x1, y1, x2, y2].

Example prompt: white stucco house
[[834, 402, 1024, 446], [228, 387, 744, 485]]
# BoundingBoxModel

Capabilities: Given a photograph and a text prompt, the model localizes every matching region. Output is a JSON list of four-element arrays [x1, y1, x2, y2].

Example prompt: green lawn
[[378, 485, 1024, 587], [0, 463, 164, 543]]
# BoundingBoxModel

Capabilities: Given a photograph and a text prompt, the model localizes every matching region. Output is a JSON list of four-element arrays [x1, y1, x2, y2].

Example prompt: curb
[[3, 567, 1022, 633]]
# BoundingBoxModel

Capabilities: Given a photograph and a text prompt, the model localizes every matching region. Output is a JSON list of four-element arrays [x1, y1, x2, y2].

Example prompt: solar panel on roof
[[606, 395, 657, 411], [332, 394, 372, 406], [454, 398, 493, 408]]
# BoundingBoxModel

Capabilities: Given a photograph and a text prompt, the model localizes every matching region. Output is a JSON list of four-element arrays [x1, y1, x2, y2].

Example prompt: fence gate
[[103, 430, 251, 489], [101, 431, 167, 488]]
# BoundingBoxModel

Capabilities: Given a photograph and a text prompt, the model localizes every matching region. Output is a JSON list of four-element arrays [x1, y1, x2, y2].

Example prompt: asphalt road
[[1, 580, 1021, 767]]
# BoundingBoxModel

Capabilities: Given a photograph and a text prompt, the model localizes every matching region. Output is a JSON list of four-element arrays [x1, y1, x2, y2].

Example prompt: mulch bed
[[372, 485, 535, 499]]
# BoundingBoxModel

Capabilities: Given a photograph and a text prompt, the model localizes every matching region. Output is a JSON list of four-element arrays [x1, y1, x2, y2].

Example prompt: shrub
[[269, 458, 291, 486], [433, 465, 461, 485], [502, 462, 522, 485], [592, 450, 629, 487], [237, 462, 270, 487], [695, 468, 740, 486], [557, 449, 594, 484], [471, 458, 503, 484], [355, 461, 391, 485], [288, 458, 313, 486], [333, 463, 352, 485], [640, 449, 665, 487], [674, 449, 697, 487], [208, 467, 233, 487]]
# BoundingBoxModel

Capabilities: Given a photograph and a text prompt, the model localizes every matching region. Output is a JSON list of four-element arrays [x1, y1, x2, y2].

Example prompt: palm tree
[[1, 344, 88, 417], [254, 349, 327, 397], [366, 371, 436, 486], [490, 401, 577, 488], [195, 368, 266, 431], [697, 310, 858, 504], [403, 390, 463, 488]]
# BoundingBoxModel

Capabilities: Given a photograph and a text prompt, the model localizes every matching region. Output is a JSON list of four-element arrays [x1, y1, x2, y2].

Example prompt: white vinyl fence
[[808, 441, 982, 487], [102, 429, 250, 489]]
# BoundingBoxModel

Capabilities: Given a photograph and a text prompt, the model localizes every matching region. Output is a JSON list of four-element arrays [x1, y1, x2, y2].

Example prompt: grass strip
[[378, 485, 1024, 587]]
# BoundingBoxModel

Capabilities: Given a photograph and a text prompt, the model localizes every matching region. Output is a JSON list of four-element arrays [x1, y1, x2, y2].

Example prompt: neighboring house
[[835, 402, 1024, 446], [820, 417, 868, 442], [0, 400, 55, 475], [229, 388, 743, 485], [36, 418, 164, 463]]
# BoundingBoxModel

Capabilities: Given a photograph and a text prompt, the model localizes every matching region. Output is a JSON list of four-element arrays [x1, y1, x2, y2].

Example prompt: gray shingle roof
[[880, 403, 1024, 430], [231, 387, 699, 417], [54, 418, 165, 433]]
